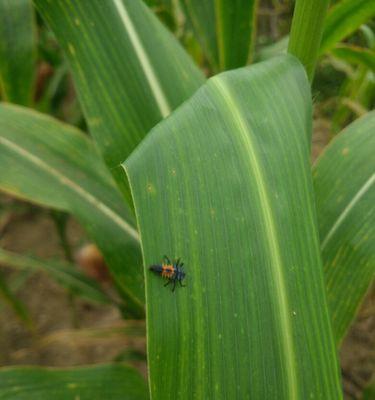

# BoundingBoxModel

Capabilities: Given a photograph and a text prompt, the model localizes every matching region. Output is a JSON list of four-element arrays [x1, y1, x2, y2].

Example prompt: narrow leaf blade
[[361, 382, 375, 400], [0, 364, 148, 400], [314, 111, 375, 345], [320, 0, 375, 54], [181, 0, 257, 71], [288, 0, 330, 80], [0, 270, 31, 325], [0, 248, 111, 305], [0, 104, 144, 314], [330, 45, 375, 71]]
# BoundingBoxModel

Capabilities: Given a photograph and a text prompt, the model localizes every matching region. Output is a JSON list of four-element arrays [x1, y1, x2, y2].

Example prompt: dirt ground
[[0, 206, 146, 376], [0, 119, 373, 398]]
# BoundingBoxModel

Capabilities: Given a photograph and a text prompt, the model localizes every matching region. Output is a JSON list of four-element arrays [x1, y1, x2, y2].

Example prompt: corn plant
[[0, 0, 374, 399]]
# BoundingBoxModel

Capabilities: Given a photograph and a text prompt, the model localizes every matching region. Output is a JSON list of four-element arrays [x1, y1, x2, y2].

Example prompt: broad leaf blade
[[320, 0, 375, 55], [181, 0, 257, 72], [314, 111, 375, 345], [0, 248, 111, 305], [0, 104, 144, 315], [0, 364, 148, 400], [0, 0, 36, 105], [124, 55, 342, 399], [35, 0, 205, 196]]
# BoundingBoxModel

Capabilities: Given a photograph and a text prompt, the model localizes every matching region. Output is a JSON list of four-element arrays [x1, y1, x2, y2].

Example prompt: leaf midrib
[[112, 0, 171, 118], [0, 136, 139, 241], [211, 76, 298, 399], [321, 173, 375, 249]]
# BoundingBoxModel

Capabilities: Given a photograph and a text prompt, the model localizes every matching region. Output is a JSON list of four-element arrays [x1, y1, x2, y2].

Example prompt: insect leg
[[179, 280, 186, 287], [164, 280, 172, 287], [175, 258, 181, 267], [172, 280, 177, 292], [163, 255, 171, 264]]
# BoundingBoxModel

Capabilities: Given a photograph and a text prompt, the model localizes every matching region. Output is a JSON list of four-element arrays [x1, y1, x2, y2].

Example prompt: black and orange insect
[[149, 255, 186, 292]]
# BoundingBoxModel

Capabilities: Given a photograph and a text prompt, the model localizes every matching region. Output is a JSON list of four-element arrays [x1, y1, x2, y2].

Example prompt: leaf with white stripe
[[180, 0, 257, 72], [0, 104, 144, 316], [314, 111, 375, 345], [34, 0, 205, 197], [124, 55, 342, 399]]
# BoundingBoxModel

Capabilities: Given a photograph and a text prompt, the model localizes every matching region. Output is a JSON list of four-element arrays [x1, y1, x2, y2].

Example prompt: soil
[[0, 204, 146, 376]]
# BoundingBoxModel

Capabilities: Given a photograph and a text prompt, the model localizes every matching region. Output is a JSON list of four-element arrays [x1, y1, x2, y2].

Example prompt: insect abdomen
[[149, 265, 163, 273]]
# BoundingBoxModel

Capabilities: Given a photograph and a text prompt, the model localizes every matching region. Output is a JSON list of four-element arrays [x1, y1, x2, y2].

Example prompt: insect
[[149, 255, 186, 292]]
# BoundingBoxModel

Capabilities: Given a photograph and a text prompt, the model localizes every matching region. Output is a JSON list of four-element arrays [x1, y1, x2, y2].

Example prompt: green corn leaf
[[246, 0, 375, 71], [361, 382, 375, 400], [288, 0, 330, 81], [0, 364, 148, 400], [0, 104, 144, 316], [331, 66, 374, 135], [39, 322, 146, 346], [0, 270, 31, 326], [146, 0, 172, 8], [180, 0, 257, 72], [0, 0, 36, 105], [0, 248, 112, 305], [124, 55, 342, 399], [330, 45, 375, 71], [34, 0, 205, 198], [256, 35, 289, 62], [320, 0, 375, 55], [145, 0, 173, 16], [314, 111, 375, 345], [144, 0, 175, 32], [359, 24, 375, 49]]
